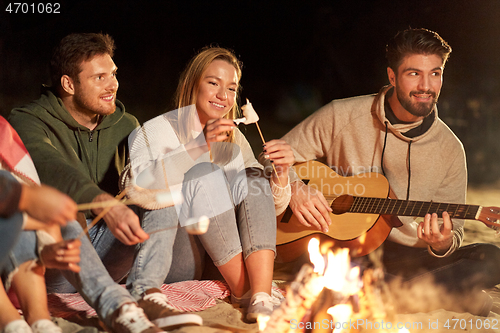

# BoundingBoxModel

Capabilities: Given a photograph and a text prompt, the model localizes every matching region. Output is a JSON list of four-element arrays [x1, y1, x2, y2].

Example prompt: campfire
[[259, 238, 409, 333]]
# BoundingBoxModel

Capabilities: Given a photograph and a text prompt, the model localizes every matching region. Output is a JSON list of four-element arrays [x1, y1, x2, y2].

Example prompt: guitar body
[[276, 161, 401, 261]]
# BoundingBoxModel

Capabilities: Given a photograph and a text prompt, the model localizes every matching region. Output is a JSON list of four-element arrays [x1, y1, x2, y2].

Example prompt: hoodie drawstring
[[406, 140, 412, 200], [380, 121, 413, 201], [381, 121, 389, 176]]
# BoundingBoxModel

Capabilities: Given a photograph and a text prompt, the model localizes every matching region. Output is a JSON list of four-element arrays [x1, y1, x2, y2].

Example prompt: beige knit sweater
[[280, 85, 467, 256], [125, 107, 290, 215]]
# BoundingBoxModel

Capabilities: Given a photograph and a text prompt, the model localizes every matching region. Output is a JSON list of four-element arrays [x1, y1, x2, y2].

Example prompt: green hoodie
[[9, 87, 139, 211]]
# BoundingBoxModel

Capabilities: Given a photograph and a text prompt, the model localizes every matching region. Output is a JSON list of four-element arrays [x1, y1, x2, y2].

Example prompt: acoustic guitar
[[276, 161, 500, 261]]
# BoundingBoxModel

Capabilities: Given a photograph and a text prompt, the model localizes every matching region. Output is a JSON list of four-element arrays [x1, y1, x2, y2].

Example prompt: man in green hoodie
[[9, 33, 202, 333]]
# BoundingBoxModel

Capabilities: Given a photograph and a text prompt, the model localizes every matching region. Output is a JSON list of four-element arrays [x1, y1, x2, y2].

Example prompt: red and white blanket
[[10, 280, 285, 318], [0, 115, 40, 185], [9, 280, 231, 318]]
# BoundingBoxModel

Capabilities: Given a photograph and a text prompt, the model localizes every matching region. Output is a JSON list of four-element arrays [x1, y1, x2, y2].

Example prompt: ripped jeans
[[1, 230, 37, 290]]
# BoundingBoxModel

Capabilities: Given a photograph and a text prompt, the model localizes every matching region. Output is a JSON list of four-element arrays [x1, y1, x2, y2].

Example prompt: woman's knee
[[184, 162, 221, 181], [8, 231, 37, 265], [232, 167, 271, 200]]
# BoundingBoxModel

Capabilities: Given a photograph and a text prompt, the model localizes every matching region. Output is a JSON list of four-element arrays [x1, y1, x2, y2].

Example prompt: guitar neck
[[350, 196, 480, 220]]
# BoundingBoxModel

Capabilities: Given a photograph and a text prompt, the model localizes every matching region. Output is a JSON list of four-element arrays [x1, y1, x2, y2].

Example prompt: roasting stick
[[254, 124, 283, 187], [237, 99, 283, 187], [77, 188, 182, 216], [77, 188, 206, 238], [255, 122, 283, 187], [77, 189, 129, 239], [77, 199, 131, 211]]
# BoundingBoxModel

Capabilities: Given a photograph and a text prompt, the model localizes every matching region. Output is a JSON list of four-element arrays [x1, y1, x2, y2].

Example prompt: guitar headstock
[[478, 206, 500, 230]]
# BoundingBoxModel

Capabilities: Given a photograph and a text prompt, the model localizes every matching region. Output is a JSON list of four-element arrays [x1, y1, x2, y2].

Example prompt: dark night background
[[1, 0, 500, 185]]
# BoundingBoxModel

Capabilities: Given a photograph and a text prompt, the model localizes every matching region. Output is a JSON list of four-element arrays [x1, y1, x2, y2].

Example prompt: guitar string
[[325, 195, 479, 219]]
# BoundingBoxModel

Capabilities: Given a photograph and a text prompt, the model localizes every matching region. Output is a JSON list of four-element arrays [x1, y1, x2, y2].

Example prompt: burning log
[[259, 238, 404, 333], [260, 239, 363, 333]]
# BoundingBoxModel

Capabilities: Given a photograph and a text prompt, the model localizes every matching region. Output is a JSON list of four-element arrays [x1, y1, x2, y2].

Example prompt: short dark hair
[[386, 28, 452, 73], [50, 33, 115, 89]]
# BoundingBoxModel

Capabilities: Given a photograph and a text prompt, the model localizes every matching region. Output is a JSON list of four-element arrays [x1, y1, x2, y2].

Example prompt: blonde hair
[[174, 46, 243, 143]]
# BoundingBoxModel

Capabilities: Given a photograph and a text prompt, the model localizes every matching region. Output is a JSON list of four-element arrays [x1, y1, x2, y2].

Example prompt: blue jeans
[[45, 221, 137, 328], [0, 170, 24, 271], [1, 230, 37, 290], [126, 164, 276, 298], [181, 165, 276, 264], [0, 213, 23, 272], [44, 211, 192, 320]]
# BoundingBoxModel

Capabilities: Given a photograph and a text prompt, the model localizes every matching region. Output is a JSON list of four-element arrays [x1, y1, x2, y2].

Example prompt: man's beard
[[396, 85, 438, 118], [73, 91, 116, 116]]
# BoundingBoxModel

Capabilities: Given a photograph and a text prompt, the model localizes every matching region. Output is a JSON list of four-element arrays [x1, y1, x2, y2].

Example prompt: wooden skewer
[[77, 189, 129, 239], [77, 199, 132, 211], [255, 122, 283, 187], [147, 226, 178, 235]]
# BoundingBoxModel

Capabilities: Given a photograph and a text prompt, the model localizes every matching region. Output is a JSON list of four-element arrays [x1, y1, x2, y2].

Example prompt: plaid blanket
[[10, 280, 285, 318], [42, 280, 231, 318]]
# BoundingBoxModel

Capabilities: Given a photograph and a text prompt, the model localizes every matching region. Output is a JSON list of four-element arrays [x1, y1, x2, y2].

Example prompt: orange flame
[[327, 304, 353, 333], [307, 238, 362, 294], [308, 237, 324, 274]]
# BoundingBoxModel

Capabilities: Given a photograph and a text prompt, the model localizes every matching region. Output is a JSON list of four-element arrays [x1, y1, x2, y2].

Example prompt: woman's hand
[[263, 139, 295, 186], [203, 118, 236, 149], [40, 238, 81, 272]]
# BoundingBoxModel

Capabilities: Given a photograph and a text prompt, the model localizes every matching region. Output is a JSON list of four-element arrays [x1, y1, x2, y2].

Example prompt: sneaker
[[271, 288, 285, 303], [137, 288, 203, 330], [3, 320, 32, 333], [31, 319, 62, 333], [113, 303, 165, 333], [246, 292, 282, 322]]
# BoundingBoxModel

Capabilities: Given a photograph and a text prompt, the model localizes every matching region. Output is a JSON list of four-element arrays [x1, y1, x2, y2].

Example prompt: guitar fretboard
[[350, 196, 479, 220]]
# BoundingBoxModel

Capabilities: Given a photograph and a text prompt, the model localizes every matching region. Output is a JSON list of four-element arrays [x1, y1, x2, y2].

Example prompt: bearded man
[[267, 28, 500, 317]]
